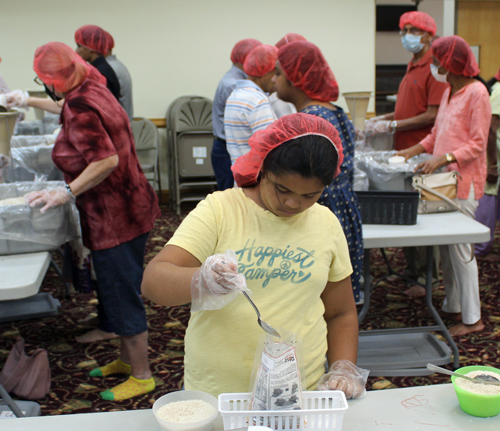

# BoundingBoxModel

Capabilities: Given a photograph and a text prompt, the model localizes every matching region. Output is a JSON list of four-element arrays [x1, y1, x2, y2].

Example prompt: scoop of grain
[[156, 399, 216, 423], [456, 371, 500, 395]]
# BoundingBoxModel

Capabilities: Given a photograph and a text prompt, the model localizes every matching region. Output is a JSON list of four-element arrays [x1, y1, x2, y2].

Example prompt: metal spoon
[[427, 363, 500, 386], [242, 291, 281, 338]]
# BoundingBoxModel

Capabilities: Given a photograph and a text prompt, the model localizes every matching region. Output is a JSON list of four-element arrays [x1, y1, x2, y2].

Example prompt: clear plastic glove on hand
[[25, 186, 73, 214], [4, 90, 29, 110], [191, 249, 250, 312], [317, 359, 370, 399], [365, 119, 391, 137]]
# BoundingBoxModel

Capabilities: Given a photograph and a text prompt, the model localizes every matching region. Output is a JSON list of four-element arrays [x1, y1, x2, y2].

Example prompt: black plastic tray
[[0, 293, 60, 322], [356, 190, 419, 225], [357, 332, 452, 376]]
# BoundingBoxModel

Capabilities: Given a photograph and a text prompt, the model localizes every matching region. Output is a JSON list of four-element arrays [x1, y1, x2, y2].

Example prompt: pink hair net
[[33, 42, 92, 93], [399, 11, 437, 36], [103, 29, 115, 52], [75, 25, 113, 56], [232, 113, 344, 188], [432, 35, 480, 77], [243, 45, 278, 77], [277, 41, 339, 102], [230, 39, 262, 64], [275, 33, 307, 49]]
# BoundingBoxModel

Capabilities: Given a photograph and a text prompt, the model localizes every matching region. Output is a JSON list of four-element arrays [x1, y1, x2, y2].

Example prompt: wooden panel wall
[[457, 1, 500, 80]]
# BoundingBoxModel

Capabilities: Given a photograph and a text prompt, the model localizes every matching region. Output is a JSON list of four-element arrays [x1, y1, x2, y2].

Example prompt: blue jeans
[[211, 137, 234, 190], [91, 232, 149, 336]]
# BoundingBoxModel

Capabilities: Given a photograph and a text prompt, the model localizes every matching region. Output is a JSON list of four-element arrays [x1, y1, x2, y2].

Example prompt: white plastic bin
[[218, 391, 348, 431]]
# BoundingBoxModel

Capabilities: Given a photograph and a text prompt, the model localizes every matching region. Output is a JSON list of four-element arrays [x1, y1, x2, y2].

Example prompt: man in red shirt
[[365, 11, 449, 295]]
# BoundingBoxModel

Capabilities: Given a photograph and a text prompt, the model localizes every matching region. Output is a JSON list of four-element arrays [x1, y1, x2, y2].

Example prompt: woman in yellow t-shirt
[[142, 113, 366, 399]]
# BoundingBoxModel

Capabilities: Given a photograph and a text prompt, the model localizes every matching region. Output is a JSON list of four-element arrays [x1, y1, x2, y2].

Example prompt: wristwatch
[[445, 153, 454, 164], [65, 183, 75, 198], [390, 120, 397, 134]]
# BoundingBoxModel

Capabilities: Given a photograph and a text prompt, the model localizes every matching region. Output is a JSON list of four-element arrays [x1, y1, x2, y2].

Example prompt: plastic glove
[[190, 249, 250, 312], [317, 359, 369, 399], [4, 90, 29, 110], [25, 186, 73, 214], [365, 119, 392, 137]]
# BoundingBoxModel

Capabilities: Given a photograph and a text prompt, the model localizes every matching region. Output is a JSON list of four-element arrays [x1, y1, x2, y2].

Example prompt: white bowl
[[152, 390, 219, 431], [388, 155, 405, 167]]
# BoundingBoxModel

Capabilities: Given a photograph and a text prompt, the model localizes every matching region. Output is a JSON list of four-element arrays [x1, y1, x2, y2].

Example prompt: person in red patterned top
[[25, 42, 160, 401]]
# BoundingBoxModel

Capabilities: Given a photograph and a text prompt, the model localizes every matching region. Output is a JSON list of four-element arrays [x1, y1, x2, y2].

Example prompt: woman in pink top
[[398, 35, 491, 337]]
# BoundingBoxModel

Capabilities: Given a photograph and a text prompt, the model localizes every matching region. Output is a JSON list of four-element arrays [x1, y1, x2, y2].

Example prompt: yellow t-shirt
[[167, 188, 352, 398]]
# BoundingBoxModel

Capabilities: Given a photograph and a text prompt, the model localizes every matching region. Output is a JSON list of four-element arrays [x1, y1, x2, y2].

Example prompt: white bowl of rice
[[152, 390, 219, 431]]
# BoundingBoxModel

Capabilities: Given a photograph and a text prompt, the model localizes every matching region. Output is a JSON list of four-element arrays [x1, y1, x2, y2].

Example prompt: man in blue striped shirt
[[224, 45, 278, 168], [211, 39, 261, 191]]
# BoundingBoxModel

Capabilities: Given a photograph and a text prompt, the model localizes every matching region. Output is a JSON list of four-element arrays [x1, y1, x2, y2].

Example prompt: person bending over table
[[398, 36, 490, 337], [272, 40, 364, 305], [10, 42, 160, 401], [142, 113, 367, 399]]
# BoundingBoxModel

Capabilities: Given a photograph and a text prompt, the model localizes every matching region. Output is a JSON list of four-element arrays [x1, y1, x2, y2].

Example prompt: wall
[[0, 0, 376, 191]]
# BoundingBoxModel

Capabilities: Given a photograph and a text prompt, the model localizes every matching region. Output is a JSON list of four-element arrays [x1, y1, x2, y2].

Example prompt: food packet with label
[[249, 329, 306, 428]]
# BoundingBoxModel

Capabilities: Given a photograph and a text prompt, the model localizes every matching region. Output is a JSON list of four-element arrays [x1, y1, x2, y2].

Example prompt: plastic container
[[388, 156, 405, 167], [451, 365, 500, 418], [356, 190, 419, 225], [152, 390, 219, 431], [219, 391, 348, 431]]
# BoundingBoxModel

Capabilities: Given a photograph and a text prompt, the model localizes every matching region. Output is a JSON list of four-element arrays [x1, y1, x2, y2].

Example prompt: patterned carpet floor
[[1, 205, 499, 415]]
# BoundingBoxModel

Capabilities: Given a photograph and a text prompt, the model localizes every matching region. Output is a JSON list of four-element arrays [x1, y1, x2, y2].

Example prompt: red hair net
[[75, 25, 113, 56], [275, 33, 307, 49], [232, 113, 344, 188], [33, 42, 91, 93], [432, 35, 480, 77], [103, 29, 115, 52], [399, 11, 437, 36], [243, 45, 278, 77], [277, 41, 339, 102], [230, 39, 262, 64]]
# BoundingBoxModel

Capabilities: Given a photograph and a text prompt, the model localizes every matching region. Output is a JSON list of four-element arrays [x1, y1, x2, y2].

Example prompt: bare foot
[[476, 253, 500, 263], [75, 329, 119, 343], [449, 319, 485, 337], [404, 285, 427, 297]]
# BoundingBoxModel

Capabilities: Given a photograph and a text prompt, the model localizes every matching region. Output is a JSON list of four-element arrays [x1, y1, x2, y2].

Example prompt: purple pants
[[474, 193, 500, 256]]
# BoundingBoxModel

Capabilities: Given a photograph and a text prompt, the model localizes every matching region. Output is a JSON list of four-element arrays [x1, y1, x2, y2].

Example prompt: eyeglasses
[[400, 28, 425, 36], [34, 76, 43, 86]]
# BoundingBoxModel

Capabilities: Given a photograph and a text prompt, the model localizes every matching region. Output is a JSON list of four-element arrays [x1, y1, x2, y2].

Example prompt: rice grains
[[456, 371, 500, 395], [156, 399, 216, 423]]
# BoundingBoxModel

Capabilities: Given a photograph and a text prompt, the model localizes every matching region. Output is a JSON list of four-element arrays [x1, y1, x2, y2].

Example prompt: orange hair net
[[232, 113, 344, 188], [33, 42, 91, 93], [75, 25, 114, 56], [432, 35, 480, 77], [243, 45, 278, 77], [277, 41, 339, 102], [275, 33, 307, 49], [399, 11, 437, 36], [230, 39, 262, 64]]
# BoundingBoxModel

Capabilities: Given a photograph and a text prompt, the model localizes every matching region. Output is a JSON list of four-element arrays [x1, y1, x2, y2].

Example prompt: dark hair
[[261, 134, 339, 185]]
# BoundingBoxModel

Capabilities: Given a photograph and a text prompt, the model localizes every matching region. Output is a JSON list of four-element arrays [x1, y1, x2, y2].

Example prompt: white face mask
[[430, 64, 448, 83], [401, 34, 425, 53]]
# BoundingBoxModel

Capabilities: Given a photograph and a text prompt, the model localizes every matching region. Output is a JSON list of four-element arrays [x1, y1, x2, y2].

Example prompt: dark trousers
[[211, 137, 234, 190]]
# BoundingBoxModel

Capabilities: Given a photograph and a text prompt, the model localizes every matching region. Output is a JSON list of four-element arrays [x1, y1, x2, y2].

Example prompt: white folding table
[[359, 212, 490, 372]]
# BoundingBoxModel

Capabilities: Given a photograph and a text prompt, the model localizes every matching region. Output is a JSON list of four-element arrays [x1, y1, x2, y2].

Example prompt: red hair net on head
[[230, 39, 262, 64], [275, 33, 307, 49], [33, 42, 91, 93], [75, 25, 113, 56], [277, 41, 339, 102], [103, 29, 115, 52], [243, 45, 278, 77], [399, 11, 437, 36], [432, 35, 480, 77], [232, 113, 344, 188]]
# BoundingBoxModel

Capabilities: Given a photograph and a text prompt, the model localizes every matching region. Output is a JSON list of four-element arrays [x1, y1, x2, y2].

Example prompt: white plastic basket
[[218, 391, 348, 431]]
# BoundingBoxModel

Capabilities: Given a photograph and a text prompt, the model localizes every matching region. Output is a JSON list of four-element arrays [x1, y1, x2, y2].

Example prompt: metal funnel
[[0, 112, 20, 155], [28, 90, 48, 120], [342, 91, 372, 131]]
